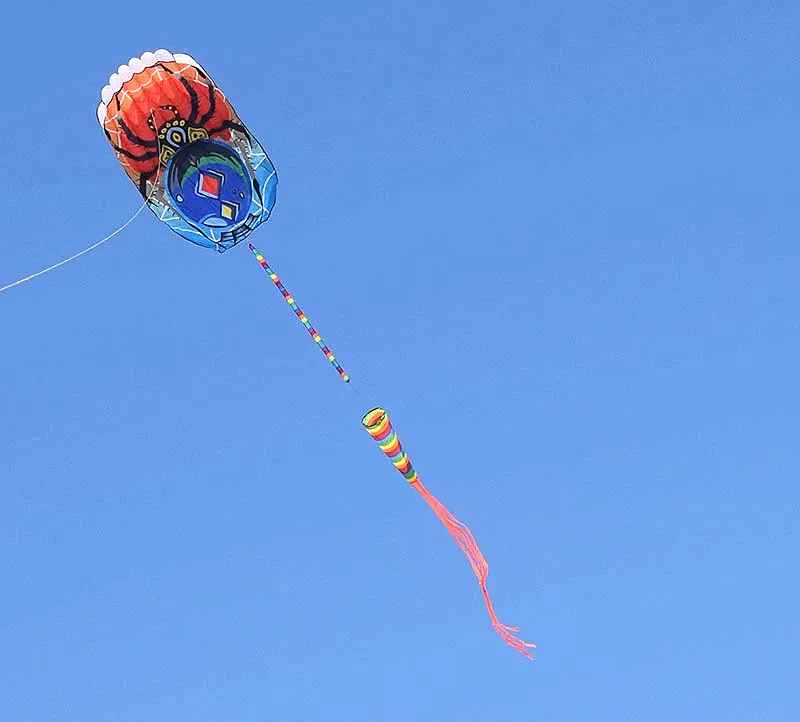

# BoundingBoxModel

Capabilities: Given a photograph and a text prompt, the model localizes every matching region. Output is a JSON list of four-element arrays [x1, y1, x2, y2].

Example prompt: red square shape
[[199, 173, 221, 198]]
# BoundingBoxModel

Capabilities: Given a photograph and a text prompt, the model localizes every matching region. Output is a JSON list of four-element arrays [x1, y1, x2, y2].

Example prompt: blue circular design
[[165, 138, 253, 234]]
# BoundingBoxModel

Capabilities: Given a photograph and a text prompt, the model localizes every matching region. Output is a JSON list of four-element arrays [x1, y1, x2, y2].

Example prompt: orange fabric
[[102, 61, 234, 188]]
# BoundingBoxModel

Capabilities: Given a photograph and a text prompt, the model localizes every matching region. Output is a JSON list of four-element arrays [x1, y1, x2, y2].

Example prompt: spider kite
[[101, 49, 536, 660]]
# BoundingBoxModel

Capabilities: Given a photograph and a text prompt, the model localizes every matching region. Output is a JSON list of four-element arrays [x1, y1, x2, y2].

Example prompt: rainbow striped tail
[[362, 407, 535, 660], [249, 244, 350, 383]]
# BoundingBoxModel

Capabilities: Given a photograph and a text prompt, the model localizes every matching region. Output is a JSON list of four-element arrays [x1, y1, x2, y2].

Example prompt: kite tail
[[361, 407, 535, 660], [249, 243, 350, 383]]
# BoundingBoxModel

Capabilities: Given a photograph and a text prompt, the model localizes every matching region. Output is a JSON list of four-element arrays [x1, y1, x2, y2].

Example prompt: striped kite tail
[[361, 407, 535, 660], [249, 243, 350, 383]]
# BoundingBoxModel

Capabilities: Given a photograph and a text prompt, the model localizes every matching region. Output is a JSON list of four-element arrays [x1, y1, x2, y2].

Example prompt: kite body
[[97, 49, 277, 251]]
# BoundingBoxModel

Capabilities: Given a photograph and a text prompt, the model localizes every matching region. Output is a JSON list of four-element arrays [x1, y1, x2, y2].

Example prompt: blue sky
[[1, 1, 799, 720]]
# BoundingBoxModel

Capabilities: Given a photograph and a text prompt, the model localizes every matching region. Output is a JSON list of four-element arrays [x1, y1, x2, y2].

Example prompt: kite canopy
[[97, 49, 277, 252]]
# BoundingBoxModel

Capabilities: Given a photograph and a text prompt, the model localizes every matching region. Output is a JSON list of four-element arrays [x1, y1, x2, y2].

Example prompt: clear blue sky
[[1, 2, 798, 720]]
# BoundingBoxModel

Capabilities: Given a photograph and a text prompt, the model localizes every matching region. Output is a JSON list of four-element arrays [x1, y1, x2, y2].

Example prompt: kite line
[[0, 153, 163, 296], [0, 200, 150, 295]]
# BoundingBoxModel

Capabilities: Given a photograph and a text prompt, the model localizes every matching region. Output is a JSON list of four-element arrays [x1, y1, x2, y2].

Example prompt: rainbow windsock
[[362, 407, 535, 660], [249, 244, 350, 383]]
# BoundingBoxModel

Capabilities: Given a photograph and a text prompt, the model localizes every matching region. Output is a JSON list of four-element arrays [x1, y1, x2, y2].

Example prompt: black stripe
[[117, 116, 158, 148], [208, 119, 247, 136], [198, 80, 217, 127], [177, 75, 200, 123]]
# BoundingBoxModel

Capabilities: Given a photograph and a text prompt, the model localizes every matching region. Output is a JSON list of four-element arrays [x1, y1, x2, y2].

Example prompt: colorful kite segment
[[249, 243, 350, 383], [362, 408, 535, 659], [2, 48, 535, 660], [97, 49, 277, 252]]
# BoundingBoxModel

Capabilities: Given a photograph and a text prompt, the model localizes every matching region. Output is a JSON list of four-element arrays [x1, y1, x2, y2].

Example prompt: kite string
[[0, 200, 151, 294], [0, 112, 166, 296]]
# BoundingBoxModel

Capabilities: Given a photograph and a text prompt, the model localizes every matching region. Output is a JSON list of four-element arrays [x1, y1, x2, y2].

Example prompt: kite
[[96, 49, 277, 252], [1, 49, 535, 660]]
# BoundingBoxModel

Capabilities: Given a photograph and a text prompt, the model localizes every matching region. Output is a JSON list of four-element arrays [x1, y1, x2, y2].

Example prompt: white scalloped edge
[[97, 49, 200, 126]]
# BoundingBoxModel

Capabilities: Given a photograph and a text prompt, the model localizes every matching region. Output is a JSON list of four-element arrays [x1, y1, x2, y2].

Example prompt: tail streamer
[[361, 407, 535, 660], [249, 244, 350, 383]]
